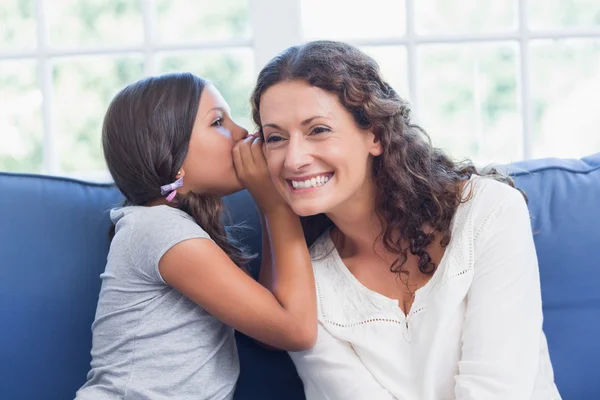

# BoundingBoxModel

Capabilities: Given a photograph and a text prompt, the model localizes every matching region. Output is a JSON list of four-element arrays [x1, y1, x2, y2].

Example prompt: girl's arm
[[160, 136, 317, 351], [258, 212, 273, 289]]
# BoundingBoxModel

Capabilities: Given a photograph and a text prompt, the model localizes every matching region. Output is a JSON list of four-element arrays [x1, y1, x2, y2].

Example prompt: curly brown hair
[[251, 40, 523, 278]]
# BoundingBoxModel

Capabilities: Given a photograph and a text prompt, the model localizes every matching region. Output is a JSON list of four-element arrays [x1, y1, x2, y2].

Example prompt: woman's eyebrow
[[263, 115, 330, 130], [262, 122, 282, 130], [300, 115, 329, 126]]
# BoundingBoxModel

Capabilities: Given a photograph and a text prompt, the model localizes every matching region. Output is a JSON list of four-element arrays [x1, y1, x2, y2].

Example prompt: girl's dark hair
[[251, 41, 524, 278], [103, 72, 251, 267]]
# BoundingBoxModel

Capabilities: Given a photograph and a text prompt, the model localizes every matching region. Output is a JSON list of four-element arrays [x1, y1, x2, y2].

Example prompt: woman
[[252, 41, 560, 399]]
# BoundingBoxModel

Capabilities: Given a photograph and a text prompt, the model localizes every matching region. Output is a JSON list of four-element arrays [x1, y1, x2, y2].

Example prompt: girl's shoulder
[[111, 205, 200, 236], [107, 206, 212, 284], [111, 204, 193, 225], [110, 205, 211, 258]]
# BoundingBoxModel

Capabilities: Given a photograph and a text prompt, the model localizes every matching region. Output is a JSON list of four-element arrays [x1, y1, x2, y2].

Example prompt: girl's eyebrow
[[205, 106, 230, 117]]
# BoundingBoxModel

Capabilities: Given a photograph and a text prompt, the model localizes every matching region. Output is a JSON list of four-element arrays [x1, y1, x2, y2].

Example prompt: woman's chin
[[291, 203, 326, 217]]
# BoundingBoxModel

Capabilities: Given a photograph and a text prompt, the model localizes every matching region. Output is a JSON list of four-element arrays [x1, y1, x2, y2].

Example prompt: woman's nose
[[283, 136, 313, 171]]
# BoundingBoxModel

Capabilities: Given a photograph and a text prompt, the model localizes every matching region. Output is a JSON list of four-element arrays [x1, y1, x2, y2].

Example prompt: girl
[[75, 72, 316, 399], [253, 41, 561, 399]]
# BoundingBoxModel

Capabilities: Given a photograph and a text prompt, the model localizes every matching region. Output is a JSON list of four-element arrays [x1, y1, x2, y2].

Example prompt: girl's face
[[259, 80, 382, 217], [181, 84, 248, 196]]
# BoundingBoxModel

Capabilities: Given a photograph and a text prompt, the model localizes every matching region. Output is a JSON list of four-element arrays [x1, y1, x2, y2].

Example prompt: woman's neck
[[326, 188, 387, 258]]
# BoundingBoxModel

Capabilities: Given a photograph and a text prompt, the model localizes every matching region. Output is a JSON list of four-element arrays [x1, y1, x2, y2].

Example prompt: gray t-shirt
[[76, 205, 239, 400]]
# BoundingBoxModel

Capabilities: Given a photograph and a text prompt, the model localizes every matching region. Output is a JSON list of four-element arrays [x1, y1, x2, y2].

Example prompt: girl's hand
[[233, 133, 286, 213]]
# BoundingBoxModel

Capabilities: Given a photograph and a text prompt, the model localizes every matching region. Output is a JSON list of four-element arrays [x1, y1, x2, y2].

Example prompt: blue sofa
[[1, 153, 599, 399]]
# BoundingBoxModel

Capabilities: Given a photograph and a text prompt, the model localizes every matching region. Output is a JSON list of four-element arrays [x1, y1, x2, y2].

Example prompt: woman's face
[[181, 84, 248, 196], [260, 80, 382, 217]]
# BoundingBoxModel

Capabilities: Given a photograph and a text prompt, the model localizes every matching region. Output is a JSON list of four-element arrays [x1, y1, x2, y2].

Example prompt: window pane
[[0, 0, 36, 50], [530, 40, 600, 159], [155, 0, 251, 44], [0, 60, 43, 172], [529, 0, 600, 30], [301, 0, 406, 40], [46, 0, 143, 47], [417, 43, 521, 164], [360, 46, 410, 102], [157, 49, 255, 130], [415, 0, 518, 34], [53, 56, 144, 174]]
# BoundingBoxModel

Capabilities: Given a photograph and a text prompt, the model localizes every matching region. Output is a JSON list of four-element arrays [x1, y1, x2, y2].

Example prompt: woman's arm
[[455, 188, 544, 399], [160, 135, 317, 351]]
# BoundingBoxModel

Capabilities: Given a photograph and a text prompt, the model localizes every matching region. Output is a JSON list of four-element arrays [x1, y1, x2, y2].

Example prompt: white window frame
[[1, 0, 599, 175], [400, 0, 600, 161], [257, 0, 600, 162], [2, 0, 292, 176]]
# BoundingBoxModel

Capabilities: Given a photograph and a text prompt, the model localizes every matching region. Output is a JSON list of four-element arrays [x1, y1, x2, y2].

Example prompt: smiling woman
[[250, 40, 561, 400]]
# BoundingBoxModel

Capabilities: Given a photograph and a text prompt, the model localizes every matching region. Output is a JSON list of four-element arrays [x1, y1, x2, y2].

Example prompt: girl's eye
[[311, 126, 331, 135], [212, 118, 223, 127]]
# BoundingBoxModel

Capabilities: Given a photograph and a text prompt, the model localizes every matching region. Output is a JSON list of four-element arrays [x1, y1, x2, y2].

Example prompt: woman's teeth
[[291, 175, 331, 189]]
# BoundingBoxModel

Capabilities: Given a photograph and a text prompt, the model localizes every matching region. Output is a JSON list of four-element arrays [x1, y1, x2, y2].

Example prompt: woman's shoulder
[[467, 174, 524, 203], [441, 176, 528, 273], [459, 175, 528, 229]]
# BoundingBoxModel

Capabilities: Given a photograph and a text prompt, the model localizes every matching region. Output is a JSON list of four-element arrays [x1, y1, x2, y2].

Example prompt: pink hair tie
[[160, 177, 183, 202]]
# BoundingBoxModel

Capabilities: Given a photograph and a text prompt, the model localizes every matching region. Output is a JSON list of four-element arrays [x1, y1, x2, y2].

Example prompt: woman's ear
[[370, 143, 383, 156], [367, 131, 383, 156]]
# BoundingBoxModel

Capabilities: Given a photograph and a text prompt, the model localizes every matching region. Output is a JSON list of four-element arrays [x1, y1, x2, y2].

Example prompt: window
[[0, 0, 255, 179], [1, 0, 599, 178], [299, 0, 600, 164]]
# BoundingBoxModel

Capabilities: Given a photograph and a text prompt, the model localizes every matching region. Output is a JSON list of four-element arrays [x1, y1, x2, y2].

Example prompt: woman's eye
[[265, 135, 283, 144], [311, 126, 330, 135], [212, 118, 223, 127]]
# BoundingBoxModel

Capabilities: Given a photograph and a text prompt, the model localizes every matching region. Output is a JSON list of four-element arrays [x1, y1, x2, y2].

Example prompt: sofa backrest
[[1, 153, 599, 399], [0, 174, 123, 398], [506, 153, 600, 398]]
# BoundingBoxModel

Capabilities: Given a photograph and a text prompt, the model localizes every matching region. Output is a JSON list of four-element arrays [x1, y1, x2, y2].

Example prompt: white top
[[289, 176, 561, 400]]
